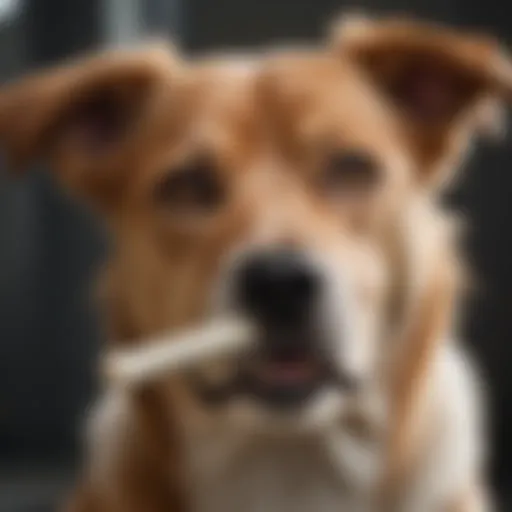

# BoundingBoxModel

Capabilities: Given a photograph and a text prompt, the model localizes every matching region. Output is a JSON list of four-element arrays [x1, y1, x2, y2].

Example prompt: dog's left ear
[[0, 43, 182, 210], [332, 14, 512, 187]]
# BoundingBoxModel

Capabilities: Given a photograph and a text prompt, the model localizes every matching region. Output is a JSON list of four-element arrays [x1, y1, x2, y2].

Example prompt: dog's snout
[[237, 249, 320, 323]]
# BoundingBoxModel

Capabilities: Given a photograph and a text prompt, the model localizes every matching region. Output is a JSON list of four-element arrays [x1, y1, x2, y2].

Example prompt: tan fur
[[1, 14, 509, 512]]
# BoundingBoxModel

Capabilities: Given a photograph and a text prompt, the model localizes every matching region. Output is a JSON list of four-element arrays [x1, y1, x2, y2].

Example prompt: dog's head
[[1, 17, 511, 433]]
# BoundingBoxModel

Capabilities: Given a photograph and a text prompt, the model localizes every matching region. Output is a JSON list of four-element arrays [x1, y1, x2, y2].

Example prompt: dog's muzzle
[[193, 248, 361, 409]]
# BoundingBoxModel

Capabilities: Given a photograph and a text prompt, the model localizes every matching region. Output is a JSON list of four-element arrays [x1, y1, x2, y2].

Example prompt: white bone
[[104, 317, 255, 387]]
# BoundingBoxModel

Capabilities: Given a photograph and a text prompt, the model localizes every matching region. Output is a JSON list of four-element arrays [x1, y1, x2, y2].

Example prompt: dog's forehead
[[189, 55, 260, 118], [258, 51, 403, 154], [164, 55, 263, 157]]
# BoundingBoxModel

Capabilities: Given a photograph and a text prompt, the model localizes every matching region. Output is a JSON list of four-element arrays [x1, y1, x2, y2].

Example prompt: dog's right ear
[[0, 44, 182, 208]]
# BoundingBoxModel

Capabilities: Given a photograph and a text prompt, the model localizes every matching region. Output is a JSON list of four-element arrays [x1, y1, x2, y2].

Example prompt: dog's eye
[[154, 158, 224, 213], [321, 151, 380, 193]]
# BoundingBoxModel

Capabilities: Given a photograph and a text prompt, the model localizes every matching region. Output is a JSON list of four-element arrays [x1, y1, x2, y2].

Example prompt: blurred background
[[0, 0, 511, 510]]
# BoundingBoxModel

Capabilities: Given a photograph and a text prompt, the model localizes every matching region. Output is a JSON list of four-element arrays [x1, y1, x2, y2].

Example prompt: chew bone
[[104, 316, 256, 388]]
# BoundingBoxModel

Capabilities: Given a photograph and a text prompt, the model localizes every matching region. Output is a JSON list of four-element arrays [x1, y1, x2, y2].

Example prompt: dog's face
[[113, 54, 394, 428], [1, 16, 511, 432], [192, 54, 402, 428]]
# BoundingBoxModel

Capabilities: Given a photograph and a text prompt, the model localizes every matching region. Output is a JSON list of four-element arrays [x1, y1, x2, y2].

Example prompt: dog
[[1, 14, 511, 512]]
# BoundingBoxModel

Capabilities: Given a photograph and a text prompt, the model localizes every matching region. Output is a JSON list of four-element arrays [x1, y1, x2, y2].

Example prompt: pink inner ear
[[393, 63, 467, 124], [64, 93, 128, 155]]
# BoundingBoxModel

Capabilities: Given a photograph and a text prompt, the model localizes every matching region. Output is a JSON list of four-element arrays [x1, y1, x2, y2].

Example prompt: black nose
[[237, 249, 320, 324]]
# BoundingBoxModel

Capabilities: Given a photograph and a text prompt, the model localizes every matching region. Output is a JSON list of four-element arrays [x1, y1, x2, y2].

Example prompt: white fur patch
[[186, 428, 377, 512], [398, 342, 488, 511]]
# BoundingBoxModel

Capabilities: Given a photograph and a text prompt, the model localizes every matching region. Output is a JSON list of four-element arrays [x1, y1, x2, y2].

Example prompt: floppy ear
[[332, 14, 512, 187], [0, 43, 181, 209]]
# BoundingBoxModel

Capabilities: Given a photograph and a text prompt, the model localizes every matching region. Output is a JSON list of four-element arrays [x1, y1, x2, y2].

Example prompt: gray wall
[[0, 0, 103, 464]]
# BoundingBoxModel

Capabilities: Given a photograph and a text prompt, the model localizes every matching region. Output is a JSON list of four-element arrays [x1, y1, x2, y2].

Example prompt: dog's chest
[[187, 435, 374, 512]]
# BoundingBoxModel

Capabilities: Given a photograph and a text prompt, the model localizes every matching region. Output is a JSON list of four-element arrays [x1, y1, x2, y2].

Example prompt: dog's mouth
[[241, 349, 329, 407], [191, 329, 356, 409]]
